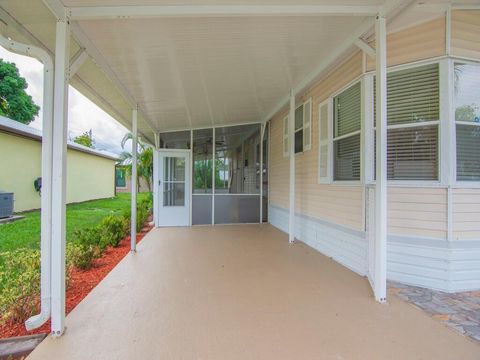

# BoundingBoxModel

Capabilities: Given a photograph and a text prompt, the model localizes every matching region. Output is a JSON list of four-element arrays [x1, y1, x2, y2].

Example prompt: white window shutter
[[283, 116, 289, 158], [303, 99, 312, 151], [318, 100, 332, 183]]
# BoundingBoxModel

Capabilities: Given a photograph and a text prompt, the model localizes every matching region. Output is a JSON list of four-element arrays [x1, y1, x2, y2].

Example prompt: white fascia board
[[67, 5, 379, 20]]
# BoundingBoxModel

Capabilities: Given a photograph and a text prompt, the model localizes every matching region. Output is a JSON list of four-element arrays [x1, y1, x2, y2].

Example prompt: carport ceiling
[[0, 1, 447, 142]]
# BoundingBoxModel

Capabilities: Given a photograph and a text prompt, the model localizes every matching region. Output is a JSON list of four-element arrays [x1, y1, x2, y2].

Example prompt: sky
[[0, 46, 131, 154]]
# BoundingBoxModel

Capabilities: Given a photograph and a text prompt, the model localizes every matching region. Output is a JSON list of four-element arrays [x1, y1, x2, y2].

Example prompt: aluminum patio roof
[[0, 0, 458, 144]]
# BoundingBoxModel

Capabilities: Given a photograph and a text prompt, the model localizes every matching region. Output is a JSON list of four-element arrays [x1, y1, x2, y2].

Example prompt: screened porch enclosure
[[155, 123, 269, 226]]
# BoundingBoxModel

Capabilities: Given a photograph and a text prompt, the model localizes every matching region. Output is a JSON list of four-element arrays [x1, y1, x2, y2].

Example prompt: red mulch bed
[[0, 223, 154, 339]]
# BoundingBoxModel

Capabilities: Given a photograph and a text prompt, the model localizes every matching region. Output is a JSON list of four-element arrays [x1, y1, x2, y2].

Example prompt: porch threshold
[[28, 225, 479, 359]]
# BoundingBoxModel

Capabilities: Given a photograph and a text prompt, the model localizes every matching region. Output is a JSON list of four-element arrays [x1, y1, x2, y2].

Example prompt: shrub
[[70, 227, 104, 270], [0, 249, 40, 325], [123, 201, 151, 233], [99, 215, 127, 247]]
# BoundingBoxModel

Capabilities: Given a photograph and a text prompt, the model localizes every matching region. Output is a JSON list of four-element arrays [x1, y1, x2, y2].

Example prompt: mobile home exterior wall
[[268, 11, 480, 293]]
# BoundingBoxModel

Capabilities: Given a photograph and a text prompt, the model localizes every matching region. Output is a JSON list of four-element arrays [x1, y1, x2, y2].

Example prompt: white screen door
[[157, 150, 191, 227]]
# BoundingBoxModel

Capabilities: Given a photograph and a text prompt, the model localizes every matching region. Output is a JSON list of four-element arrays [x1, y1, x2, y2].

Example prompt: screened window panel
[[456, 124, 480, 181], [454, 64, 480, 123], [334, 82, 361, 137], [334, 134, 360, 181], [374, 63, 440, 126], [295, 106, 304, 131], [385, 125, 438, 180], [295, 130, 303, 154]]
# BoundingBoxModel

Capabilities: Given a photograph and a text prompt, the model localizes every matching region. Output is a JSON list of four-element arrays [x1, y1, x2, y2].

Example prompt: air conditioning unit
[[0, 192, 14, 219]]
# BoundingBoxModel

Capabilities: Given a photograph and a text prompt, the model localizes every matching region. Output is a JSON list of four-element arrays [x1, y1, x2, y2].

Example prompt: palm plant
[[119, 133, 153, 192]]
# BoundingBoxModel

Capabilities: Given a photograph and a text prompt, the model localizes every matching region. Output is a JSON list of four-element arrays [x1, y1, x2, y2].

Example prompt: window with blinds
[[374, 63, 440, 181], [333, 82, 361, 181], [454, 63, 480, 181]]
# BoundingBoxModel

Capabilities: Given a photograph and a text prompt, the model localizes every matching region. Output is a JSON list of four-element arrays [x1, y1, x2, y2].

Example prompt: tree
[[119, 133, 153, 192], [0, 59, 40, 124], [455, 104, 478, 122], [73, 129, 95, 148]]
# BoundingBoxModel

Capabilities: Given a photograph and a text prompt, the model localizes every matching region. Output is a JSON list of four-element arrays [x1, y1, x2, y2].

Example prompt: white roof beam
[[69, 48, 88, 78], [354, 38, 376, 58], [67, 5, 379, 20]]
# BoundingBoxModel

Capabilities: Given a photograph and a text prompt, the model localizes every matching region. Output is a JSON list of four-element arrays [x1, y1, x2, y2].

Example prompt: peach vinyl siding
[[388, 187, 447, 239], [269, 52, 364, 231], [453, 188, 480, 240], [451, 10, 480, 60], [366, 17, 446, 71]]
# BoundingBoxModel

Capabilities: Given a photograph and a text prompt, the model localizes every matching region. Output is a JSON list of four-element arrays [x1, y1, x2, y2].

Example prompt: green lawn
[[0, 193, 150, 253]]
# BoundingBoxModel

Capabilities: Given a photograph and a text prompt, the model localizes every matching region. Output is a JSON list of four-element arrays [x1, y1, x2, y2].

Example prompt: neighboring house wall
[[268, 11, 480, 292], [116, 171, 150, 193], [0, 128, 117, 212]]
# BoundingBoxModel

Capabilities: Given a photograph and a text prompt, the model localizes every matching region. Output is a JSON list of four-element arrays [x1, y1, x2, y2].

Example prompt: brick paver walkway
[[389, 281, 480, 342]]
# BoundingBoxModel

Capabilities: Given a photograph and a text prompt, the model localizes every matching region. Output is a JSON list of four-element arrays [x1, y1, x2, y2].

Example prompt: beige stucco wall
[[269, 13, 480, 240], [0, 131, 116, 212]]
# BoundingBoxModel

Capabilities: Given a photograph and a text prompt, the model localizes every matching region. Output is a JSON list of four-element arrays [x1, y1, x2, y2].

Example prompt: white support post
[[288, 89, 296, 243], [374, 14, 387, 303], [212, 127, 216, 225], [131, 107, 138, 252], [260, 123, 266, 223], [51, 17, 70, 336]]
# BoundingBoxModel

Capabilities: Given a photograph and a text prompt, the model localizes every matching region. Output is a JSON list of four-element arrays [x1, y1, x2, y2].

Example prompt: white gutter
[[0, 34, 55, 330]]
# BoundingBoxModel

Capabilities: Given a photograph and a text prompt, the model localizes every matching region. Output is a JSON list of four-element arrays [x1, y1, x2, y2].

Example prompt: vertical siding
[[388, 187, 447, 239], [453, 188, 480, 240], [366, 17, 446, 71], [451, 10, 480, 60]]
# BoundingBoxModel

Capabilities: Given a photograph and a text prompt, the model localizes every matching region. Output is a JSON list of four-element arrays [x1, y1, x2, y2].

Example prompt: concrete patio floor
[[28, 225, 479, 359]]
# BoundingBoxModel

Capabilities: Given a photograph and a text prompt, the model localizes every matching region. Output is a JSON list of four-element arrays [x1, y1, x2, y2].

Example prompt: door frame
[[154, 149, 192, 227]]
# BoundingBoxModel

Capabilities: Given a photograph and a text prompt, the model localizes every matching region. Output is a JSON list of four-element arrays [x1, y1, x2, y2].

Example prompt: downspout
[[0, 34, 55, 329]]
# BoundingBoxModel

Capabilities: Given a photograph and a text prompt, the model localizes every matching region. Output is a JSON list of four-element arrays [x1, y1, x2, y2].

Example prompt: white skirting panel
[[269, 204, 480, 293], [388, 236, 480, 293], [268, 204, 367, 276]]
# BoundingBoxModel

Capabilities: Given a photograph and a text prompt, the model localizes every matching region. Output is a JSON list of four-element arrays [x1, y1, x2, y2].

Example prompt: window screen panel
[[456, 124, 480, 181], [334, 82, 361, 137], [295, 130, 303, 154], [334, 134, 360, 181], [386, 125, 438, 180], [454, 63, 480, 123], [295, 105, 304, 131]]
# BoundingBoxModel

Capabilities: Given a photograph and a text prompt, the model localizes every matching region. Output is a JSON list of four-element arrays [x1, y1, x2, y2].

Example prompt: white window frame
[[332, 80, 362, 184], [284, 98, 312, 157], [452, 58, 480, 186]]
